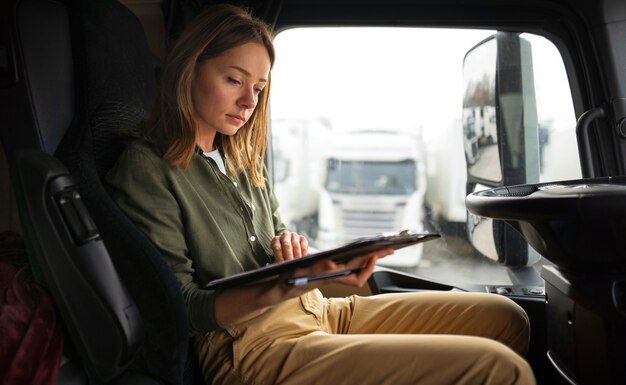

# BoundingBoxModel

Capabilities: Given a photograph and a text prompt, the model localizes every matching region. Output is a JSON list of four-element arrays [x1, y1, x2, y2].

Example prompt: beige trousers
[[196, 290, 536, 385]]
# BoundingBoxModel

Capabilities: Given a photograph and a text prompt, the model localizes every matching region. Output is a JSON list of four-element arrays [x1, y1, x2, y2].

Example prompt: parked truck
[[271, 118, 330, 239], [316, 129, 427, 268], [424, 119, 468, 231]]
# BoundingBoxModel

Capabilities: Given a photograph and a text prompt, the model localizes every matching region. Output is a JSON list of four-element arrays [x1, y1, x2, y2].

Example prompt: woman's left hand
[[271, 231, 308, 263]]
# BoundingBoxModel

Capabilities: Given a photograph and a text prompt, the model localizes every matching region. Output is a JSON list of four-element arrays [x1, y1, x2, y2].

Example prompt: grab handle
[[576, 106, 607, 178]]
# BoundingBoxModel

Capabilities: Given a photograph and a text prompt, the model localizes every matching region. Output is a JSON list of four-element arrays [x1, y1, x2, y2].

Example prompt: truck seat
[[0, 0, 201, 383]]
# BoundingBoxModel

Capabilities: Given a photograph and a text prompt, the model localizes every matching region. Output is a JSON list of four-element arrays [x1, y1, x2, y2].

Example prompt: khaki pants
[[196, 290, 535, 385]]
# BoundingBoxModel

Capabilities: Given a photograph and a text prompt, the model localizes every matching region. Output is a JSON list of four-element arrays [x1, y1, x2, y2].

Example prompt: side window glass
[[524, 33, 580, 183], [270, 28, 578, 286]]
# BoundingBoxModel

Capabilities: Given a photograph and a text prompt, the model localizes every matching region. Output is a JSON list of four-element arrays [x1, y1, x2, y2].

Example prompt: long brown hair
[[142, 3, 275, 187]]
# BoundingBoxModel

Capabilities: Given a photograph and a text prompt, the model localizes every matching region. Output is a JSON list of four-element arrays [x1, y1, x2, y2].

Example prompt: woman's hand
[[214, 247, 393, 326], [271, 231, 308, 262], [266, 247, 395, 300]]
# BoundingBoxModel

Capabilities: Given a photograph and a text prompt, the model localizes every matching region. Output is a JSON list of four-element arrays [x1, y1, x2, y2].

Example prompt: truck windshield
[[325, 159, 416, 195]]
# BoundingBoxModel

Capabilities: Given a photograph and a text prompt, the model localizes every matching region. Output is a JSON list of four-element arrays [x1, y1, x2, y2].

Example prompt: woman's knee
[[486, 294, 531, 355], [471, 338, 536, 385]]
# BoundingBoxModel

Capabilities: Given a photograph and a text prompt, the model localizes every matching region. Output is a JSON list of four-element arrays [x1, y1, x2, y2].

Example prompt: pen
[[285, 267, 362, 286]]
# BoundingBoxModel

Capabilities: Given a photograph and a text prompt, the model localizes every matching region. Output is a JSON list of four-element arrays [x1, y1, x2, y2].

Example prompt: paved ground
[[401, 234, 515, 286]]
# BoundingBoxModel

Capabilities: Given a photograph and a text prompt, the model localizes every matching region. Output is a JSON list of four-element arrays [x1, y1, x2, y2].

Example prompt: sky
[[269, 27, 576, 145]]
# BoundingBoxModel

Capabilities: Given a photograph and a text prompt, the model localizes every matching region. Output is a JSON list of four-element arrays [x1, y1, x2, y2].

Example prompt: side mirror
[[462, 32, 540, 268]]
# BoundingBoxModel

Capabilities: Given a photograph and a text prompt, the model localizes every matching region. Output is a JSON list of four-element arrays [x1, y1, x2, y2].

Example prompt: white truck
[[424, 119, 468, 228], [271, 118, 330, 239], [462, 105, 497, 165], [316, 129, 427, 268]]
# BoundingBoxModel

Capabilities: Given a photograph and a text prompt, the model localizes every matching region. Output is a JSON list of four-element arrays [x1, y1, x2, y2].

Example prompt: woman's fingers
[[343, 248, 393, 270], [272, 231, 309, 263], [290, 232, 301, 258], [335, 248, 393, 287], [280, 232, 294, 260], [298, 234, 308, 256], [271, 237, 284, 262], [271, 233, 392, 288], [278, 248, 394, 290], [352, 254, 379, 281]]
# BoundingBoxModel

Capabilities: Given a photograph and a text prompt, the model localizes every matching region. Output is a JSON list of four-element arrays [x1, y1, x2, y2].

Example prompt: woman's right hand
[[271, 231, 308, 263]]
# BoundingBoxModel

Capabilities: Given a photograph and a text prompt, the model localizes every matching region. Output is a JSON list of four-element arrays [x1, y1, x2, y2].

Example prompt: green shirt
[[104, 140, 287, 335]]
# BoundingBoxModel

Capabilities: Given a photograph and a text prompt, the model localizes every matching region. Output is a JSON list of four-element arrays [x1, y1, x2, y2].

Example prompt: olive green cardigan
[[105, 140, 286, 334]]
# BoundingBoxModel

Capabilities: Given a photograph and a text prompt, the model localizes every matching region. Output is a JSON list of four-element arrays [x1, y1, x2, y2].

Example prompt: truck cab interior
[[1, 0, 625, 385]]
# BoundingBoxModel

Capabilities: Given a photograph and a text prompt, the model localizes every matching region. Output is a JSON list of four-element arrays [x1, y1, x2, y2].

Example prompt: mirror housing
[[462, 32, 540, 268]]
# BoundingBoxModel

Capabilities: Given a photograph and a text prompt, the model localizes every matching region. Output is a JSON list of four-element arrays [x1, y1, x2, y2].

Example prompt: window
[[270, 28, 578, 286], [326, 158, 416, 195]]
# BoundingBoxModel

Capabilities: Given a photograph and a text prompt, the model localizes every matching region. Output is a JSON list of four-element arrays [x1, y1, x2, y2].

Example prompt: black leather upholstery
[[0, 0, 74, 162], [54, 0, 191, 383], [1, 0, 197, 384]]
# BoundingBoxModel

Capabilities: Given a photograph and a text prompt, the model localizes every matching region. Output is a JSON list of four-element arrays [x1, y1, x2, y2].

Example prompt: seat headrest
[[0, 0, 74, 160]]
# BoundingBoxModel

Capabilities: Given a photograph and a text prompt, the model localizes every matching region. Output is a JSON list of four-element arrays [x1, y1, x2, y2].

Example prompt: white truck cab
[[316, 129, 427, 268]]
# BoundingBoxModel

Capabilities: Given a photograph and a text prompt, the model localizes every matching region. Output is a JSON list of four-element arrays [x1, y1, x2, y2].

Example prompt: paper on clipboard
[[204, 230, 440, 290]]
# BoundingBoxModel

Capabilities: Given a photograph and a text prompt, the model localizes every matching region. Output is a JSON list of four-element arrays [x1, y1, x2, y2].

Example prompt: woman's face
[[191, 42, 271, 149]]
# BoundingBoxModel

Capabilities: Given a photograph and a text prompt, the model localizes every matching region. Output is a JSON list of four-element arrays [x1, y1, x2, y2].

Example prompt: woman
[[105, 4, 536, 385]]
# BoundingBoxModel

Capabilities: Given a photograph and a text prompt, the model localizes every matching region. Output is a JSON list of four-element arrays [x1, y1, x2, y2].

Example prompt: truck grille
[[337, 207, 397, 242]]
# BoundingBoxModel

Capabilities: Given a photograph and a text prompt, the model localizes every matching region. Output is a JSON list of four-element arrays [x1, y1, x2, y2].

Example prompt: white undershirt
[[203, 149, 226, 175]]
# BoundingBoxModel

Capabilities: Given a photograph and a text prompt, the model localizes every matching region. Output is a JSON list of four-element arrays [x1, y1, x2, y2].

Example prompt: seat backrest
[[1, 0, 194, 384], [52, 0, 192, 382], [0, 0, 147, 382]]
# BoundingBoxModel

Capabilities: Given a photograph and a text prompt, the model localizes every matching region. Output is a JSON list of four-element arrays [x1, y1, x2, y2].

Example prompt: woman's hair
[[142, 3, 275, 187]]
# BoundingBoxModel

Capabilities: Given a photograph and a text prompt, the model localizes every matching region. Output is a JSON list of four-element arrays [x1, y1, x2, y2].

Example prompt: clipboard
[[204, 230, 440, 290]]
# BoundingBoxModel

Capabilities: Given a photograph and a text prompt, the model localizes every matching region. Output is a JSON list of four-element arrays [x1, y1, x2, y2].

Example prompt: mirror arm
[[506, 265, 544, 287], [576, 105, 607, 178]]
